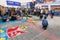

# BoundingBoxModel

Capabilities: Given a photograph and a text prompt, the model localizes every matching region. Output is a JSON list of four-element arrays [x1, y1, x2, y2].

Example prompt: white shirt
[[41, 10, 43, 13]]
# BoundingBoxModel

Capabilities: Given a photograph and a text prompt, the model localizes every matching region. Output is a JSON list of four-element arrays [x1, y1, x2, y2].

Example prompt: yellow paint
[[33, 20, 40, 22], [27, 18, 33, 23], [0, 30, 4, 33], [21, 26, 28, 30], [0, 38, 5, 40]]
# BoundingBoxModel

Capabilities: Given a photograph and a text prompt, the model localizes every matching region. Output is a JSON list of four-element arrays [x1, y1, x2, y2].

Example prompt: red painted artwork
[[7, 26, 25, 38]]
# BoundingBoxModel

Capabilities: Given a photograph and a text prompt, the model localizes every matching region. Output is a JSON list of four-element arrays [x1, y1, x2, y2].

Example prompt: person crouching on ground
[[42, 18, 48, 30]]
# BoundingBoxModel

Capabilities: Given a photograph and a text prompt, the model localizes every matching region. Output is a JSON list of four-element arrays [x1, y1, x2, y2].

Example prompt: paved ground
[[0, 15, 60, 40]]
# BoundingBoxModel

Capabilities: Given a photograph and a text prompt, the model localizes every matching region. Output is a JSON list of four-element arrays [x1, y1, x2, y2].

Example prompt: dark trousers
[[40, 16, 43, 19], [2, 19, 7, 22], [42, 25, 48, 30], [44, 14, 48, 19], [40, 13, 43, 19], [44, 16, 47, 19], [10, 16, 16, 21], [40, 14, 43, 19], [51, 13, 54, 18]]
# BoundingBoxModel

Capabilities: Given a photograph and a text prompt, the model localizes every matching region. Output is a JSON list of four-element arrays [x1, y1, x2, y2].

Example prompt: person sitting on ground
[[1, 7, 8, 22], [9, 8, 17, 21]]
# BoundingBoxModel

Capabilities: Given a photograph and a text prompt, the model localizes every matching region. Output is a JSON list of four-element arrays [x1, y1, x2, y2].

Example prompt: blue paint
[[0, 28, 8, 40], [21, 20, 27, 23], [0, 20, 27, 24], [10, 20, 21, 24], [0, 20, 8, 24], [0, 21, 17, 24]]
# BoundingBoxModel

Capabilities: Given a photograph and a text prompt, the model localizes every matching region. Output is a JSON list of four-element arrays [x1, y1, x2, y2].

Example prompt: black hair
[[44, 16, 47, 19]]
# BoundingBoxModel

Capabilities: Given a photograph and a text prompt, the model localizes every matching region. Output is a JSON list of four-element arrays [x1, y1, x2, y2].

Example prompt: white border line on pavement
[[31, 30, 47, 40]]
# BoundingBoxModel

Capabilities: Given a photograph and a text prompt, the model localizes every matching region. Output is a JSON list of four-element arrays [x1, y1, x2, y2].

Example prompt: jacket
[[42, 19, 48, 26]]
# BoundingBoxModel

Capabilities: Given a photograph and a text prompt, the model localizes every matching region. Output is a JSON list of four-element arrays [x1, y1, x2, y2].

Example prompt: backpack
[[42, 19, 48, 26]]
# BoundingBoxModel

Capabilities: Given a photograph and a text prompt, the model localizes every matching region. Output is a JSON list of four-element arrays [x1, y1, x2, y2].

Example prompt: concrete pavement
[[0, 16, 60, 40]]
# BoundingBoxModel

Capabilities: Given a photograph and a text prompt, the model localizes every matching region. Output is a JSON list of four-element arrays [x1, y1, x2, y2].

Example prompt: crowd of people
[[34, 8, 55, 19], [0, 5, 23, 22], [0, 5, 55, 30]]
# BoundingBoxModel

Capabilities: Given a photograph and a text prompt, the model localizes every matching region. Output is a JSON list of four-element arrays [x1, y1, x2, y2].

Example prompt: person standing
[[40, 9, 44, 19], [51, 9, 55, 18], [44, 9, 49, 19], [34, 9, 36, 15]]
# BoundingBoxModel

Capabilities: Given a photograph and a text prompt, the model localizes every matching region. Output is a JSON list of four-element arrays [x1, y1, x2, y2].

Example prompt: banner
[[6, 0, 21, 6], [36, 0, 45, 3]]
